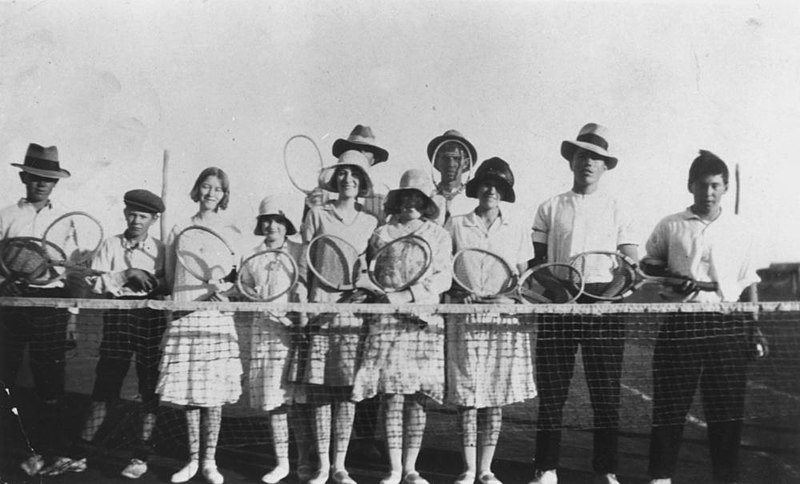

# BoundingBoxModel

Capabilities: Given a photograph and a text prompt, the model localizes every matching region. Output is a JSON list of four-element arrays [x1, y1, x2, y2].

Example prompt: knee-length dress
[[156, 216, 243, 407], [300, 202, 378, 387], [240, 240, 305, 411], [351, 220, 452, 403], [445, 211, 537, 408]]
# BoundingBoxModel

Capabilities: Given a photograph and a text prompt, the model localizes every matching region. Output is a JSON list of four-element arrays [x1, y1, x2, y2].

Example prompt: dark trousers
[[92, 308, 166, 414], [648, 314, 750, 483], [1, 291, 70, 454], [534, 314, 625, 474]]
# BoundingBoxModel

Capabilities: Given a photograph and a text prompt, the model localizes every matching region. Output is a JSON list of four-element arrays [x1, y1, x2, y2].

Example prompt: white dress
[[156, 215, 243, 407]]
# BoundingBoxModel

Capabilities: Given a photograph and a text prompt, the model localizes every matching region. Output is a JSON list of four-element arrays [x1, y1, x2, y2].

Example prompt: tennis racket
[[237, 249, 299, 302], [368, 235, 432, 294], [283, 134, 325, 195], [0, 237, 64, 285], [41, 211, 104, 272], [452, 248, 517, 300], [305, 234, 364, 292], [174, 225, 237, 284], [517, 263, 584, 304], [430, 139, 474, 187], [569, 250, 718, 302]]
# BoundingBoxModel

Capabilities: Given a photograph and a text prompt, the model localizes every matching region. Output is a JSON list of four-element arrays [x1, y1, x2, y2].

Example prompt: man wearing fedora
[[529, 124, 638, 484], [0, 143, 81, 476], [427, 129, 478, 225]]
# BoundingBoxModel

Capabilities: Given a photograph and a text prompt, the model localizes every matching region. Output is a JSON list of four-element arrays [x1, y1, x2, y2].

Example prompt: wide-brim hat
[[384, 169, 440, 221], [11, 143, 71, 178], [318, 150, 373, 197], [560, 123, 618, 170], [426, 129, 477, 168], [331, 125, 389, 165], [465, 157, 516, 203], [254, 195, 297, 236]]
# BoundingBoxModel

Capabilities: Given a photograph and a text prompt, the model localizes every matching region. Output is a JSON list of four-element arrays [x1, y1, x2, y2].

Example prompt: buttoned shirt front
[[645, 208, 760, 302], [90, 233, 166, 297], [532, 189, 636, 277], [448, 211, 533, 271]]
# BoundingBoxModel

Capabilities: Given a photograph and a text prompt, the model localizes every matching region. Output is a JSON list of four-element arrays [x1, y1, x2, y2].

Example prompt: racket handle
[[695, 281, 719, 292]]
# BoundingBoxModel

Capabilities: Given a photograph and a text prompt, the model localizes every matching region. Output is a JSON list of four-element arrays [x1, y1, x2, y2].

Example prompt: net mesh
[[1, 297, 799, 477]]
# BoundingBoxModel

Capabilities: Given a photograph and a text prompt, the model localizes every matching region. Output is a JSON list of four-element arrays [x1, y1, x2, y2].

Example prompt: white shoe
[[39, 456, 88, 476], [649, 480, 671, 484], [121, 458, 148, 479], [478, 472, 503, 484], [171, 460, 199, 483], [202, 463, 225, 484], [262, 465, 290, 483], [528, 469, 557, 484], [380, 471, 402, 484], [594, 474, 621, 484], [454, 471, 476, 484], [308, 468, 330, 484]]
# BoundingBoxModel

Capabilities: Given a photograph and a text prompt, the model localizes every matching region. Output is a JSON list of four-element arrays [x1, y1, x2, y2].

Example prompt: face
[[476, 181, 502, 210], [434, 144, 468, 183], [20, 172, 58, 203], [398, 192, 425, 223], [335, 167, 361, 198], [198, 175, 226, 211], [259, 216, 288, 244], [124, 209, 158, 239], [689, 173, 728, 215], [570, 149, 608, 188]]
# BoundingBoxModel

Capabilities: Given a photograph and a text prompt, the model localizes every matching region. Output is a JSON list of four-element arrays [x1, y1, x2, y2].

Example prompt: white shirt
[[532, 188, 637, 265], [645, 208, 760, 302], [448, 211, 533, 271], [90, 233, 165, 297], [432, 186, 475, 226]]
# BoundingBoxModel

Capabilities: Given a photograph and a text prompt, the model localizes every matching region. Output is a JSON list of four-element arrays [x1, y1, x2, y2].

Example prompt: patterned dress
[[446, 211, 537, 408], [240, 240, 304, 411], [156, 215, 243, 407], [300, 202, 377, 387], [351, 220, 452, 403]]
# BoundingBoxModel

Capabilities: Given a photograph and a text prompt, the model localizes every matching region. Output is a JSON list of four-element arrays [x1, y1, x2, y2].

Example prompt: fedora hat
[[465, 157, 516, 203], [560, 123, 618, 170], [318, 150, 373, 197], [332, 125, 389, 165], [426, 129, 477, 167], [384, 169, 440, 221], [11, 143, 71, 178], [254, 195, 297, 236]]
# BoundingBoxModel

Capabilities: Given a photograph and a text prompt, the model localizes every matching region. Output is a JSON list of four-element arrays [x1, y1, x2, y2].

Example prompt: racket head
[[283, 134, 324, 194], [368, 235, 432, 293], [305, 234, 362, 291], [517, 262, 584, 304], [0, 237, 65, 284], [452, 248, 516, 298], [41, 211, 104, 267], [569, 251, 638, 301], [175, 225, 237, 283], [430, 139, 475, 187], [237, 249, 299, 301]]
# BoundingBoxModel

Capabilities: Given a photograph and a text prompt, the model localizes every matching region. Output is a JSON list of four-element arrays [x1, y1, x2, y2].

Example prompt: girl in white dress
[[301, 151, 378, 484], [351, 169, 452, 484], [238, 196, 310, 484], [445, 158, 536, 484], [157, 167, 242, 484]]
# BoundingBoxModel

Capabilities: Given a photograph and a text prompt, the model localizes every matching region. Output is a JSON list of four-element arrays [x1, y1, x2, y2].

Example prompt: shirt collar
[[681, 206, 724, 223], [121, 233, 154, 251], [18, 198, 53, 210], [463, 210, 509, 227]]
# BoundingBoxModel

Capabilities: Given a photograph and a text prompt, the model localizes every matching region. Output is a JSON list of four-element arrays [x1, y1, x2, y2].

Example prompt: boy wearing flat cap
[[529, 124, 637, 484], [72, 189, 168, 479], [0, 143, 79, 477]]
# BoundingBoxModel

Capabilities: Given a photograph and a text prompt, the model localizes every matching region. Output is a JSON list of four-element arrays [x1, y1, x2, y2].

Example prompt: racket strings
[[307, 236, 361, 291], [572, 253, 636, 300], [453, 250, 514, 298], [43, 213, 104, 266], [370, 238, 431, 293], [175, 227, 236, 283], [238, 250, 297, 301], [519, 264, 583, 304], [0, 238, 51, 282], [284, 135, 324, 194]]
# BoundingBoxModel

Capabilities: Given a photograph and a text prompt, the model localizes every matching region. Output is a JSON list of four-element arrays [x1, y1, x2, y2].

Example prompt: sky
[[1, 0, 798, 267]]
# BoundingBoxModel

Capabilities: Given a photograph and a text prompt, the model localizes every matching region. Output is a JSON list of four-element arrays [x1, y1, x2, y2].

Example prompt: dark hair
[[190, 167, 230, 211], [333, 165, 370, 198], [688, 150, 729, 188]]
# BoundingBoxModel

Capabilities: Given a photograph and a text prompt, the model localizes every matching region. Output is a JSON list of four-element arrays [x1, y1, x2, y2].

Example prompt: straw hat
[[254, 195, 297, 236], [318, 150, 373, 197], [560, 123, 618, 170], [384, 169, 440, 220]]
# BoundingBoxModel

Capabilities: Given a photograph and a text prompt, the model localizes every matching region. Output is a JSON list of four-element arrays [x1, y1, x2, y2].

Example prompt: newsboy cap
[[124, 189, 165, 214]]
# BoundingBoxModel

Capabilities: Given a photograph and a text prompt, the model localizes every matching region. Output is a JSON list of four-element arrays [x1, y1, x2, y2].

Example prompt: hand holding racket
[[517, 263, 584, 304], [364, 234, 432, 303], [451, 248, 518, 303], [174, 225, 237, 297], [237, 249, 299, 302], [569, 250, 718, 302]]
